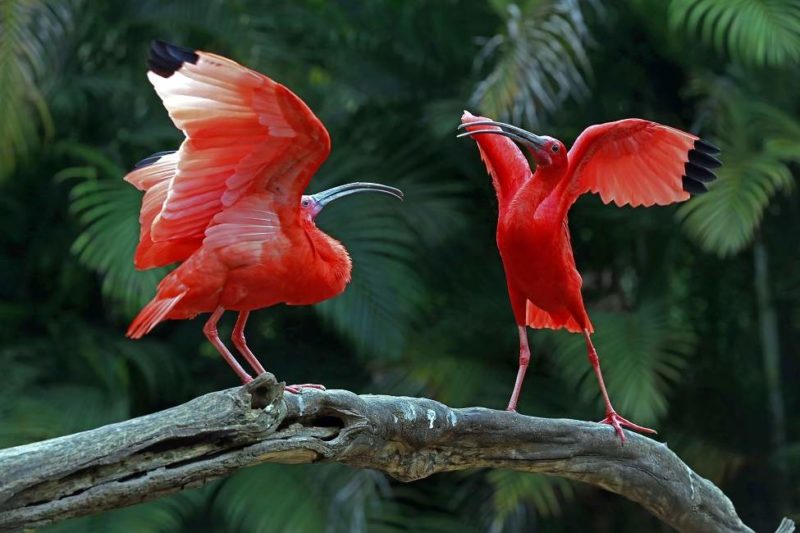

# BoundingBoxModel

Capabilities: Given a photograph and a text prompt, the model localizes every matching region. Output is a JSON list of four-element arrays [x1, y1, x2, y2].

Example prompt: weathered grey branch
[[0, 373, 786, 532]]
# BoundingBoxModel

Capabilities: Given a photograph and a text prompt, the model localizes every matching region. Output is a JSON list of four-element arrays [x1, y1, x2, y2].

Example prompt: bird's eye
[[551, 144, 559, 153], [301, 199, 310, 207]]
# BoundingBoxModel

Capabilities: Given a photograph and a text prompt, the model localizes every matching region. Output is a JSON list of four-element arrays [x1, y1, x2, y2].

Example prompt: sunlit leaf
[[669, 0, 800, 66], [471, 0, 599, 126]]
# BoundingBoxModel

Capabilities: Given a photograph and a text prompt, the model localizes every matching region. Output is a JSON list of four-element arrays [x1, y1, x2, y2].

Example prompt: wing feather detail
[[566, 119, 720, 208], [124, 41, 331, 269]]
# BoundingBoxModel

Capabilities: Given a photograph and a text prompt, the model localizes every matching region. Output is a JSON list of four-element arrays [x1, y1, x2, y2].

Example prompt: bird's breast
[[497, 214, 559, 252], [282, 234, 352, 305], [496, 216, 580, 307], [215, 228, 351, 311]]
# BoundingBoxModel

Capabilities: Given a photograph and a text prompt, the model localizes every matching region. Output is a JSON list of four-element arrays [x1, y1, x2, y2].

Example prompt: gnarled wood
[[0, 373, 785, 532]]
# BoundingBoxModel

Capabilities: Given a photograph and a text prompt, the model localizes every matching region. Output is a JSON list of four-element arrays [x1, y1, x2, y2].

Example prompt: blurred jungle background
[[2, 0, 800, 531]]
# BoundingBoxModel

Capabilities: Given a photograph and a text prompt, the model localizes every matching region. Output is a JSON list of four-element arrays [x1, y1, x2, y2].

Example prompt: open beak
[[457, 120, 547, 149], [311, 182, 404, 208]]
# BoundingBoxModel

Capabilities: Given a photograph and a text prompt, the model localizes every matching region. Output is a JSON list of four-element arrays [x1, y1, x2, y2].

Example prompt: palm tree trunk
[[753, 234, 787, 490]]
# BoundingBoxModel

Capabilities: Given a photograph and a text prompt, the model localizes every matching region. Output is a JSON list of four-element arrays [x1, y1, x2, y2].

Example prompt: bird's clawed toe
[[600, 411, 657, 443]]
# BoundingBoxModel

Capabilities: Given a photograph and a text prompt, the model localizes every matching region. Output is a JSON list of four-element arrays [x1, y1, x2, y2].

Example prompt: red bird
[[459, 111, 720, 441], [124, 41, 402, 387]]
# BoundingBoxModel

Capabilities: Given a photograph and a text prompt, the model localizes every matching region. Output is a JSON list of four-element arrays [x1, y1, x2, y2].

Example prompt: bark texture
[[0, 373, 785, 532]]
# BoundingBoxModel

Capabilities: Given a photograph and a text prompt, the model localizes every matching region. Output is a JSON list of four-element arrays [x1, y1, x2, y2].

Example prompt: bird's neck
[[505, 164, 566, 220], [303, 223, 353, 296]]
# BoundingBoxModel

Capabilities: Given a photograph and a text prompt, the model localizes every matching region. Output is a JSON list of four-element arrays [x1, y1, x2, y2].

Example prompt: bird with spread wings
[[125, 41, 402, 387]]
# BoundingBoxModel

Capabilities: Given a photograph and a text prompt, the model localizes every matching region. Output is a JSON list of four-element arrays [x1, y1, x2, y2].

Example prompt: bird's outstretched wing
[[124, 41, 331, 269], [461, 111, 532, 208], [564, 119, 720, 208]]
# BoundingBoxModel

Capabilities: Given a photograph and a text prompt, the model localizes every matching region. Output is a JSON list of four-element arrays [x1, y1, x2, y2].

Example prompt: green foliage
[[487, 470, 574, 526], [313, 129, 465, 360], [0, 0, 72, 179], [679, 77, 800, 255], [68, 167, 166, 314], [670, 432, 747, 484], [471, 0, 596, 126], [0, 0, 798, 531], [546, 301, 695, 424], [669, 0, 800, 66], [45, 491, 204, 533], [213, 465, 330, 532], [0, 326, 185, 447]]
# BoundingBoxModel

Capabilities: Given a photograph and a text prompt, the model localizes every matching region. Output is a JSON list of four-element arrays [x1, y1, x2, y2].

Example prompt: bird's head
[[458, 119, 567, 169], [300, 182, 404, 221]]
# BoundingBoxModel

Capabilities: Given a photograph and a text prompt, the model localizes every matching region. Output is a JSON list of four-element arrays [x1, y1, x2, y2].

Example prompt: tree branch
[[0, 373, 784, 532]]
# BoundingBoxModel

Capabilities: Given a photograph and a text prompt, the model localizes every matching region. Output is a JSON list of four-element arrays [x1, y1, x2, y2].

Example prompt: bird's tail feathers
[[126, 292, 186, 339], [526, 300, 593, 334], [124, 151, 178, 191]]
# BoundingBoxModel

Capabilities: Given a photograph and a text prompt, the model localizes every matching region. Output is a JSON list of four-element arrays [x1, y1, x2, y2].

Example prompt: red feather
[[460, 111, 719, 438]]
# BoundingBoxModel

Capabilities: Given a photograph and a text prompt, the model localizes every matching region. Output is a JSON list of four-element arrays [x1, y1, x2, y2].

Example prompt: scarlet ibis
[[124, 41, 402, 387], [458, 111, 720, 441]]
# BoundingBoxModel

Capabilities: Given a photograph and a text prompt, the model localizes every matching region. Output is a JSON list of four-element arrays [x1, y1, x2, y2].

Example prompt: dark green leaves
[[669, 0, 800, 66], [678, 79, 800, 256], [0, 1, 73, 179], [471, 0, 597, 125]]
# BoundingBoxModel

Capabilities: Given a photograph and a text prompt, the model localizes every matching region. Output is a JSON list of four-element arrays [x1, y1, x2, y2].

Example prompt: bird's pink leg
[[582, 329, 656, 442], [231, 310, 325, 394], [232, 311, 266, 375], [506, 325, 531, 412], [203, 307, 252, 384]]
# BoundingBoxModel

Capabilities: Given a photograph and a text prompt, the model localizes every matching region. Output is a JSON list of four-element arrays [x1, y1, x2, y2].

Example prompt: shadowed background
[[1, 0, 799, 531]]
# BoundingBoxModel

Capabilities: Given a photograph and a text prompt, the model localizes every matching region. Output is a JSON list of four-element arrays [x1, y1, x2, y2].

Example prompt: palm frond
[[679, 79, 799, 256], [367, 475, 487, 533], [470, 0, 598, 126], [0, 0, 73, 179], [212, 463, 389, 533], [545, 300, 695, 424], [316, 205, 424, 361], [669, 0, 800, 66], [678, 146, 794, 255], [0, 321, 190, 448], [316, 173, 466, 362], [486, 470, 574, 527], [212, 465, 328, 532], [313, 121, 467, 361], [64, 143, 167, 315], [8, 384, 129, 438]]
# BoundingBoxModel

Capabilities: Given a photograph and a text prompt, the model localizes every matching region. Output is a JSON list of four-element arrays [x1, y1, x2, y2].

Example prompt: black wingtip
[[695, 139, 721, 155], [133, 150, 176, 169], [682, 138, 721, 196], [682, 176, 708, 194], [148, 40, 199, 78]]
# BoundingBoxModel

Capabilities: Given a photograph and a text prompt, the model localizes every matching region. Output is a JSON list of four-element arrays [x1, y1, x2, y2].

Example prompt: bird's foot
[[600, 411, 657, 443], [285, 383, 326, 394]]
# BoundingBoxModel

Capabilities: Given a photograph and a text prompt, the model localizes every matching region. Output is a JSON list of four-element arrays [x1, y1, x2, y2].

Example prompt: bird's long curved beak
[[311, 182, 404, 207], [457, 120, 547, 149]]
